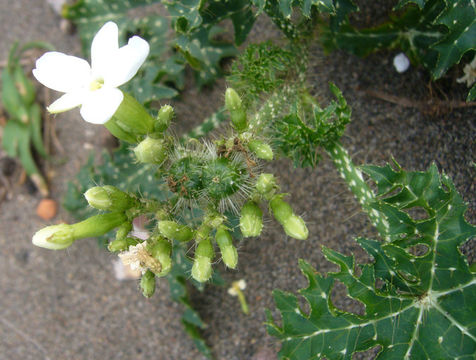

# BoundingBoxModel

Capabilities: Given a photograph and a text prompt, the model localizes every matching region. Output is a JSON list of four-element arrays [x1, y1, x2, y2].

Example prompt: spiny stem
[[325, 141, 391, 241]]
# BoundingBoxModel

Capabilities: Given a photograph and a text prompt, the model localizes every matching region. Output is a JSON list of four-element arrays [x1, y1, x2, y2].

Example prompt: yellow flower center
[[89, 78, 104, 91]]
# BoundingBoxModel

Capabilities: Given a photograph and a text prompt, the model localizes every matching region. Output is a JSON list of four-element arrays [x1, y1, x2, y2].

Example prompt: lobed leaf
[[268, 163, 476, 359]]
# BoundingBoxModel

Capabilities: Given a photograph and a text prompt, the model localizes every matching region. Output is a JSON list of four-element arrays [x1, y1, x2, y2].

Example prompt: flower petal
[[80, 87, 124, 124], [103, 36, 150, 88], [47, 91, 85, 113], [91, 21, 119, 78], [32, 52, 90, 93]]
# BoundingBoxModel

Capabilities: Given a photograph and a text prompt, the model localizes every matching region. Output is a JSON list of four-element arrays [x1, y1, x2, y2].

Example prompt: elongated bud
[[84, 185, 136, 211], [192, 238, 214, 282], [133, 137, 168, 164], [282, 214, 308, 240], [225, 88, 247, 131], [270, 195, 308, 240], [104, 92, 155, 143], [33, 212, 127, 250], [116, 222, 133, 241], [256, 173, 276, 196], [108, 237, 139, 252], [149, 238, 172, 277], [140, 270, 156, 298], [240, 201, 263, 237], [32, 224, 74, 250], [215, 226, 238, 269], [155, 105, 173, 132], [248, 140, 273, 160], [158, 220, 194, 242]]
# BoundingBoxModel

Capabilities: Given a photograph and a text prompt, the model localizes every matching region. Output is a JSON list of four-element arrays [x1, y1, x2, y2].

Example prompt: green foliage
[[228, 42, 298, 106], [1, 42, 54, 196], [271, 83, 351, 168], [267, 162, 476, 359], [322, 0, 476, 87]]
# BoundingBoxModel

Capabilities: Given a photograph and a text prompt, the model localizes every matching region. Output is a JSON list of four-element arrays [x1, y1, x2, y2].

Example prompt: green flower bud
[[215, 226, 238, 269], [192, 238, 214, 282], [192, 255, 213, 283], [133, 137, 168, 164], [155, 105, 173, 132], [108, 237, 139, 252], [149, 238, 172, 277], [116, 222, 133, 241], [140, 270, 156, 298], [240, 201, 263, 237], [248, 140, 273, 160], [256, 173, 276, 196], [282, 214, 309, 240], [158, 221, 194, 242], [269, 195, 293, 224], [33, 212, 127, 250], [270, 195, 308, 240], [84, 185, 136, 211], [225, 88, 247, 131], [32, 224, 74, 250], [104, 92, 155, 143]]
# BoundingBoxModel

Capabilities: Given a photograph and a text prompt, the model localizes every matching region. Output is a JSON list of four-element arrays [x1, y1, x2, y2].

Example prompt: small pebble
[[36, 198, 58, 220], [393, 53, 410, 73]]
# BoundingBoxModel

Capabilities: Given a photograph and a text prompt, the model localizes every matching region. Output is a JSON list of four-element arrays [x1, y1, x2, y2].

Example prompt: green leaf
[[175, 27, 238, 87], [201, 0, 256, 45], [272, 83, 351, 168], [163, 0, 203, 33], [268, 163, 476, 359], [395, 0, 427, 10], [431, 0, 476, 79]]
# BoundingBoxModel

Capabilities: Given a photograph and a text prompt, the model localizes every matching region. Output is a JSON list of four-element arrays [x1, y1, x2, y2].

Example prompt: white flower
[[32, 21, 149, 124], [393, 53, 410, 73], [118, 241, 162, 275]]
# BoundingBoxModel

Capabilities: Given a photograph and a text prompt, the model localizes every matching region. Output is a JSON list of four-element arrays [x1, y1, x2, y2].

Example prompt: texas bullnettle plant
[[32, 22, 310, 281], [29, 2, 475, 357]]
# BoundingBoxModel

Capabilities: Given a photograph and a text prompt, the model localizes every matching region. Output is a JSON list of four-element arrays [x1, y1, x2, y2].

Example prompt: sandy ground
[[0, 1, 474, 359]]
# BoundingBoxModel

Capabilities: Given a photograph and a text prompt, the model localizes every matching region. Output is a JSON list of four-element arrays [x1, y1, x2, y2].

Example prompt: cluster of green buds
[[32, 85, 308, 296]]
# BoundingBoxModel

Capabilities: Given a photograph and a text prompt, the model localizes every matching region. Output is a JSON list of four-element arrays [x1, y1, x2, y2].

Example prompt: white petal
[[103, 36, 150, 87], [80, 87, 124, 124], [32, 52, 90, 93], [47, 91, 85, 113], [91, 21, 119, 77]]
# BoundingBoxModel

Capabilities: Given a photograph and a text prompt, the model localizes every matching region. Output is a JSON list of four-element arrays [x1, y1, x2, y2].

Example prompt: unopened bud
[[149, 238, 172, 277], [133, 137, 168, 164], [158, 221, 194, 242], [270, 195, 308, 240], [248, 140, 273, 160], [215, 226, 238, 269], [33, 212, 127, 250], [108, 237, 139, 252], [256, 173, 276, 196], [155, 105, 174, 132], [32, 224, 74, 250], [84, 185, 136, 211], [104, 93, 155, 143], [282, 214, 308, 240], [240, 201, 263, 237], [115, 222, 133, 241], [140, 270, 156, 298], [192, 238, 215, 282], [225, 88, 247, 131]]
